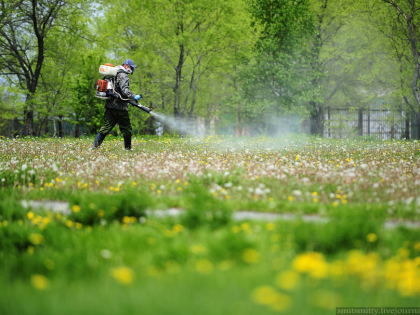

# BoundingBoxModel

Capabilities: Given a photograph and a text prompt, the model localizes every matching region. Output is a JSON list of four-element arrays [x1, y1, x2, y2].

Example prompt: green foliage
[[68, 54, 105, 134], [240, 0, 317, 130]]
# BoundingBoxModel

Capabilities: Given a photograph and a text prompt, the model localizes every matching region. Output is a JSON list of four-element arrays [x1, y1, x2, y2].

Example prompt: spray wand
[[129, 100, 153, 113], [127, 94, 153, 113]]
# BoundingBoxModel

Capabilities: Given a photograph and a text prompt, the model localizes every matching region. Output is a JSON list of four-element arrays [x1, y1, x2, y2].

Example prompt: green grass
[[1, 135, 420, 313]]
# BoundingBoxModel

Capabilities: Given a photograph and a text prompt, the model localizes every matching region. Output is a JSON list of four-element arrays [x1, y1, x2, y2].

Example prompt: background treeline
[[1, 0, 420, 138]]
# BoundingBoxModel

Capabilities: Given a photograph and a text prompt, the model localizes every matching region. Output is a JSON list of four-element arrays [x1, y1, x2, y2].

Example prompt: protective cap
[[123, 59, 137, 68]]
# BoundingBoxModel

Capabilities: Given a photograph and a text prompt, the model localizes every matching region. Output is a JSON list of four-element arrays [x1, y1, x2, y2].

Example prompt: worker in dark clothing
[[91, 59, 141, 150]]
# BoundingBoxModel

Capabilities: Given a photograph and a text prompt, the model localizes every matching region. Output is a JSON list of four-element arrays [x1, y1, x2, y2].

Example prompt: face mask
[[131, 67, 135, 75]]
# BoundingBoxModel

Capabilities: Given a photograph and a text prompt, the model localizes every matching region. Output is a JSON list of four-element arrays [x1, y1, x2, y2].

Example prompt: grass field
[[0, 135, 420, 314]]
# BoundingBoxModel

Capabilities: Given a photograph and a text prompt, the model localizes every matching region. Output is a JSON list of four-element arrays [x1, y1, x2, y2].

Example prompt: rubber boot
[[91, 133, 106, 149], [124, 135, 132, 151]]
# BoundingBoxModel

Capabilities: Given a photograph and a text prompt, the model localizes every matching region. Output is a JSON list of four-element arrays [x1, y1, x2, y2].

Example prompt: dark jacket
[[104, 66, 136, 111]]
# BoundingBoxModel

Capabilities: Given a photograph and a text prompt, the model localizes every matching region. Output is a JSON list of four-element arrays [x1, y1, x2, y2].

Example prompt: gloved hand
[[134, 94, 142, 100]]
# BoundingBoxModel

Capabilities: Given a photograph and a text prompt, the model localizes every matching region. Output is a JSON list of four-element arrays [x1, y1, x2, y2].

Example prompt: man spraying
[[91, 59, 142, 150]]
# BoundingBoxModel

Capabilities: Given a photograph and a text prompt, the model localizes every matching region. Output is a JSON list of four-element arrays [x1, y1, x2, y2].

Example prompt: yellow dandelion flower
[[366, 233, 377, 243], [276, 270, 300, 290], [29, 233, 44, 245], [72, 205, 81, 212], [27, 211, 35, 220], [31, 274, 49, 290], [27, 246, 34, 254], [266, 223, 275, 231], [195, 259, 213, 274], [288, 196, 294, 201], [111, 267, 134, 285], [231, 226, 240, 234], [173, 224, 184, 232], [242, 249, 260, 264]]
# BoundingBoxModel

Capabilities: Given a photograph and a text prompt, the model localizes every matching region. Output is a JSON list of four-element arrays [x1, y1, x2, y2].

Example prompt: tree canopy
[[0, 0, 418, 138]]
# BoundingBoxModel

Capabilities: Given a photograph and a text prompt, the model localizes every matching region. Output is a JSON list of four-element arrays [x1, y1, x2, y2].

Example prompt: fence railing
[[323, 107, 414, 140]]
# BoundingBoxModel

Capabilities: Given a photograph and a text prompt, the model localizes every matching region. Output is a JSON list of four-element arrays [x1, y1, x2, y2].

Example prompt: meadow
[[0, 134, 419, 314]]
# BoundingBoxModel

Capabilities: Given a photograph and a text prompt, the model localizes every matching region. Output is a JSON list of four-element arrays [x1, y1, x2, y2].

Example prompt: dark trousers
[[98, 108, 132, 137]]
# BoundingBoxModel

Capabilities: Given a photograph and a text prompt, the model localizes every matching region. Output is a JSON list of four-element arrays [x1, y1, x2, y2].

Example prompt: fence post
[[391, 114, 395, 139], [405, 111, 410, 140], [358, 108, 363, 136], [328, 107, 331, 138], [368, 110, 370, 136]]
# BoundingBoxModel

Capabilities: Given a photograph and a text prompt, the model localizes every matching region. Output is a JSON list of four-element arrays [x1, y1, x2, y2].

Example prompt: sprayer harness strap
[[111, 72, 132, 102]]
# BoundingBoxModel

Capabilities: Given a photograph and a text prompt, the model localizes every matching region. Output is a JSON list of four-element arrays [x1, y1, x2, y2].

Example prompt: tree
[[240, 0, 316, 135], [374, 0, 420, 139], [0, 0, 86, 136], [101, 0, 255, 131]]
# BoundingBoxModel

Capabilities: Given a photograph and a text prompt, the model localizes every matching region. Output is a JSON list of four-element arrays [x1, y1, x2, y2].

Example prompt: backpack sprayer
[[95, 64, 153, 114]]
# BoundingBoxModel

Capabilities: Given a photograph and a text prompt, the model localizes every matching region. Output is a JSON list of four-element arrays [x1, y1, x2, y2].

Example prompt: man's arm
[[118, 73, 136, 100]]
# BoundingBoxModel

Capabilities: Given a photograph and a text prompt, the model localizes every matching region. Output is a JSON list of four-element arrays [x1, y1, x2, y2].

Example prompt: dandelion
[[242, 249, 260, 264], [111, 267, 134, 285], [276, 270, 300, 290], [27, 211, 34, 220], [31, 274, 49, 290], [29, 233, 44, 245], [251, 286, 292, 312], [173, 224, 184, 232], [266, 223, 275, 231], [72, 205, 81, 212], [367, 233, 377, 243], [231, 226, 240, 234], [195, 259, 213, 274], [288, 196, 294, 201]]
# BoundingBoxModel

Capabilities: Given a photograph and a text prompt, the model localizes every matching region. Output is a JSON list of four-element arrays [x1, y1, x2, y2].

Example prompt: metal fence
[[323, 107, 415, 140], [0, 117, 89, 138]]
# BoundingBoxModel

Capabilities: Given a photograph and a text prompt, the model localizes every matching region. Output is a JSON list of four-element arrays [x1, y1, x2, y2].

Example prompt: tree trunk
[[174, 42, 185, 119], [44, 118, 49, 136], [417, 114, 420, 140], [309, 101, 324, 136], [58, 116, 63, 137], [75, 124, 80, 138], [13, 117, 20, 138], [23, 108, 34, 136]]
